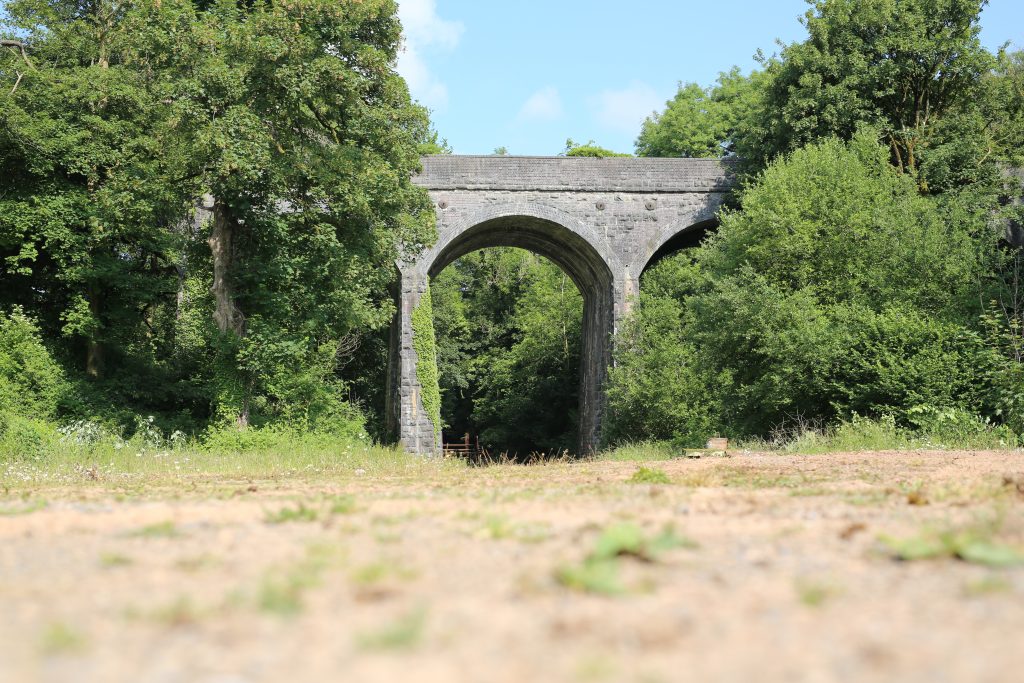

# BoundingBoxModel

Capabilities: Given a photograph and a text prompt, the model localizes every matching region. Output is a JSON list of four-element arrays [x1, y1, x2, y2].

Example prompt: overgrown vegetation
[[411, 286, 442, 445], [2, 0, 1023, 460], [603, 0, 1024, 451]]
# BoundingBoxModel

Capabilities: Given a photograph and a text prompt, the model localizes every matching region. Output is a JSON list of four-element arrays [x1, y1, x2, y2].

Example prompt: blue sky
[[397, 0, 1024, 156]]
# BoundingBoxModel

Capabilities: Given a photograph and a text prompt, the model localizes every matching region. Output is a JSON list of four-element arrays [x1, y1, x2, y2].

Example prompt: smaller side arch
[[641, 217, 718, 275]]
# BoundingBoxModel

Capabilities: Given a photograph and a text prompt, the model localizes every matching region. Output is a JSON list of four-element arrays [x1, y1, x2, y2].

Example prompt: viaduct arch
[[387, 155, 736, 455]]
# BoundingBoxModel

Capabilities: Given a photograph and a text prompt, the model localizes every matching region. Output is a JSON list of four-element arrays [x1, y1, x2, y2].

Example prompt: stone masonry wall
[[389, 156, 736, 455]]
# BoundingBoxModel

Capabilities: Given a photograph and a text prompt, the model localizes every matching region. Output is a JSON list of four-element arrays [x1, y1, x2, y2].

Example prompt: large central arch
[[386, 155, 736, 456], [388, 204, 614, 455]]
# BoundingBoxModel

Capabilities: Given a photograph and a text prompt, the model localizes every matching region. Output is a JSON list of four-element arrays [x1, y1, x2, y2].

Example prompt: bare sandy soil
[[2, 450, 1023, 683]]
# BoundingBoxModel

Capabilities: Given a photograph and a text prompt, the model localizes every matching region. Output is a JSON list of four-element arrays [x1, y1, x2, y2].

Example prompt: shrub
[[0, 308, 68, 419], [0, 412, 61, 461]]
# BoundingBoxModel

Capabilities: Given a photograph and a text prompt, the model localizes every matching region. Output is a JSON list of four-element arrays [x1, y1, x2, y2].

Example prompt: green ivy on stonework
[[411, 285, 442, 447]]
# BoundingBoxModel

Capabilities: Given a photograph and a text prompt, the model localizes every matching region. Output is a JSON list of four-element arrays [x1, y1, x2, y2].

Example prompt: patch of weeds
[[556, 558, 625, 596], [676, 469, 721, 487], [257, 543, 342, 616], [371, 511, 419, 526], [899, 480, 929, 506], [795, 578, 840, 607], [601, 441, 675, 462], [788, 487, 832, 498], [351, 560, 418, 601], [39, 622, 86, 655], [880, 522, 1024, 568], [258, 576, 306, 616], [351, 561, 418, 586], [0, 499, 47, 516], [327, 494, 357, 515], [555, 522, 697, 596], [591, 522, 697, 561], [476, 514, 514, 539], [356, 606, 427, 651], [574, 654, 620, 682], [264, 503, 319, 524], [128, 521, 179, 538], [99, 552, 133, 568], [628, 467, 671, 485], [474, 515, 551, 543], [963, 575, 1013, 597]]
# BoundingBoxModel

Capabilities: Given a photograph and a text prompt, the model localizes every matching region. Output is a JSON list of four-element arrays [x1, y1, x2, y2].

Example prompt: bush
[[0, 412, 61, 461], [611, 135, 1005, 444], [0, 308, 68, 419], [906, 406, 1018, 449], [606, 294, 723, 447]]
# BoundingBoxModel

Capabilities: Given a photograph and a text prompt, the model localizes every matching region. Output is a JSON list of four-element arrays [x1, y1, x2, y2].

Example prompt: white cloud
[[591, 81, 663, 135], [396, 0, 464, 111], [517, 86, 564, 122]]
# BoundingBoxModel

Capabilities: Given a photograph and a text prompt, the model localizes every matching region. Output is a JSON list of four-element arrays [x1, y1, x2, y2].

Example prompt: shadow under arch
[[421, 205, 615, 456], [640, 217, 719, 277]]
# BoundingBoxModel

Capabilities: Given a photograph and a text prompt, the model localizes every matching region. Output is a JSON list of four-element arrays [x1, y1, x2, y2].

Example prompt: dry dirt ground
[[2, 450, 1024, 683]]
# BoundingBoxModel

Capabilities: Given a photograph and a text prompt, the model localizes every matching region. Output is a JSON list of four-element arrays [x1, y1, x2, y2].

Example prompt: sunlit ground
[[2, 447, 1023, 683]]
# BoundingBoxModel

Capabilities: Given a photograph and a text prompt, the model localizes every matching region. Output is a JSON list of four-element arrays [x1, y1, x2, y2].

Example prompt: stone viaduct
[[387, 155, 736, 455]]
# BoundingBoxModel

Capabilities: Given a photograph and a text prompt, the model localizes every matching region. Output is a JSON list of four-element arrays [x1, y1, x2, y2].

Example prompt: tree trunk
[[208, 199, 244, 337], [208, 198, 249, 429], [86, 286, 103, 379]]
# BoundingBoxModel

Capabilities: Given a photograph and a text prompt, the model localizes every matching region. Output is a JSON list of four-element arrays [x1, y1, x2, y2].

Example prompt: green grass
[[39, 622, 86, 655], [128, 521, 180, 538], [356, 607, 428, 651], [351, 561, 418, 586], [795, 578, 840, 607], [0, 498, 47, 516], [555, 522, 697, 596], [327, 494, 358, 515], [963, 575, 1013, 597], [264, 503, 319, 524], [99, 552, 133, 568], [600, 441, 676, 462], [473, 514, 551, 542], [0, 433, 465, 490], [149, 597, 202, 627], [776, 414, 1019, 454], [257, 543, 342, 616], [628, 467, 671, 485], [556, 558, 626, 596], [880, 521, 1024, 567]]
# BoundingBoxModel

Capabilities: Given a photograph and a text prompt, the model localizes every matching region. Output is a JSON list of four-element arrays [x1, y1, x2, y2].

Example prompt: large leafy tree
[[1, 0, 434, 431], [635, 69, 766, 159], [756, 0, 994, 180], [0, 0, 190, 385], [138, 0, 434, 426]]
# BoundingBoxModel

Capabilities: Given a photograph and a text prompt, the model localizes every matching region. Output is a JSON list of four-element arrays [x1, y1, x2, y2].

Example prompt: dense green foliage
[[0, 308, 68, 419], [596, 0, 1024, 450], [411, 286, 441, 443], [0, 0, 434, 442], [2, 0, 1023, 458], [562, 139, 630, 158], [635, 69, 766, 159], [431, 249, 582, 455]]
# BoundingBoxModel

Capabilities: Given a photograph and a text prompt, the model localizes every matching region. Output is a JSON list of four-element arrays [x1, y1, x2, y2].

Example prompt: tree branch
[[1, 39, 35, 70]]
